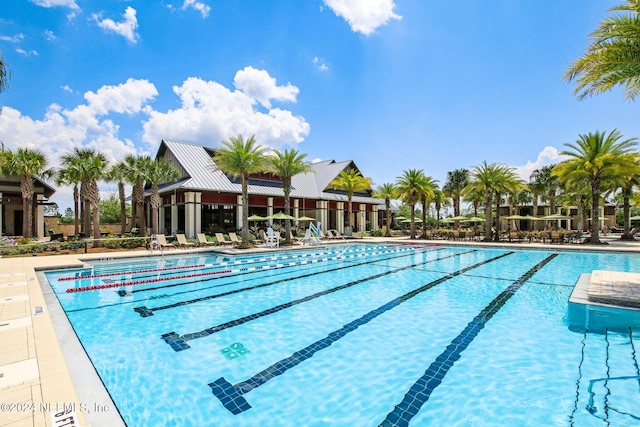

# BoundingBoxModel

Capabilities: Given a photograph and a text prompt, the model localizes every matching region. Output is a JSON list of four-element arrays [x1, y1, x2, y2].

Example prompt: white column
[[236, 195, 243, 230], [171, 194, 178, 236], [337, 202, 344, 233], [194, 192, 202, 235], [293, 199, 299, 225], [0, 192, 3, 237], [185, 192, 195, 238], [36, 194, 44, 239], [359, 205, 366, 233], [267, 197, 274, 226], [372, 205, 379, 230]]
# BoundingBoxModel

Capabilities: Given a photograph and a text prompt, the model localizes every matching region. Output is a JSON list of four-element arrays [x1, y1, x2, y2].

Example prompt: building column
[[293, 199, 299, 225], [194, 192, 202, 235], [267, 197, 274, 226], [185, 192, 195, 238], [337, 202, 344, 234], [0, 192, 3, 237], [359, 205, 366, 233], [372, 205, 379, 230], [171, 194, 178, 236], [36, 194, 44, 239], [236, 195, 243, 230], [159, 205, 165, 235]]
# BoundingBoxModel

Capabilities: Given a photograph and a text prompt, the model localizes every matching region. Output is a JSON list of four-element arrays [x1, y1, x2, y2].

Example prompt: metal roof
[[154, 139, 383, 204]]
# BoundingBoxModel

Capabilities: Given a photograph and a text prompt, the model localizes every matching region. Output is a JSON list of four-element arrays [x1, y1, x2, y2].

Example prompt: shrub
[[370, 229, 383, 237]]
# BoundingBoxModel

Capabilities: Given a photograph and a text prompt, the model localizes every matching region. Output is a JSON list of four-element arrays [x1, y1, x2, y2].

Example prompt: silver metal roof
[[155, 139, 383, 204]]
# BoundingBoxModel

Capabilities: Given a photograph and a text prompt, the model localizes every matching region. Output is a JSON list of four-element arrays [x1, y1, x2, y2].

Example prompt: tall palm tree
[[443, 168, 469, 228], [213, 134, 267, 245], [533, 165, 561, 229], [609, 153, 640, 239], [329, 169, 372, 232], [1, 148, 52, 237], [490, 166, 523, 242], [528, 168, 547, 229], [396, 169, 430, 239], [419, 177, 439, 237], [80, 149, 109, 247], [142, 158, 180, 236], [0, 51, 9, 93], [564, 1, 640, 101], [105, 163, 129, 235], [266, 148, 312, 244], [56, 158, 83, 237], [461, 185, 484, 235], [122, 154, 149, 235], [553, 129, 638, 243], [373, 183, 397, 237], [432, 188, 447, 227]]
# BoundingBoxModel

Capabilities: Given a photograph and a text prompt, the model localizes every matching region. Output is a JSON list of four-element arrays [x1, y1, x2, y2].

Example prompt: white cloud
[[143, 68, 309, 149], [44, 30, 57, 41], [311, 158, 322, 163], [323, 0, 401, 35], [312, 57, 329, 71], [0, 33, 24, 43], [233, 66, 299, 108], [92, 7, 139, 44], [61, 85, 73, 93], [15, 48, 38, 56], [181, 0, 211, 18], [30, 0, 79, 9], [513, 146, 568, 181]]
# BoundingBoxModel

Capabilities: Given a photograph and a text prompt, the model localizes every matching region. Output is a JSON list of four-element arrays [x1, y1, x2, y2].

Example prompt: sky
[[0, 0, 638, 211]]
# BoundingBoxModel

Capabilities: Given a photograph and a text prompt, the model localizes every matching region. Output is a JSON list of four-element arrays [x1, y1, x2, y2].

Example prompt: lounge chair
[[298, 228, 321, 245], [228, 232, 241, 246], [175, 233, 195, 248], [197, 233, 216, 246], [328, 229, 345, 240], [151, 234, 175, 250], [215, 233, 233, 246], [265, 227, 280, 247]]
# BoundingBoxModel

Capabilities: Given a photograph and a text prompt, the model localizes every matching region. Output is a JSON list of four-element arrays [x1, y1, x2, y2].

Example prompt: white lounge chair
[[215, 233, 233, 246], [175, 233, 195, 248], [197, 233, 216, 246], [266, 227, 280, 247]]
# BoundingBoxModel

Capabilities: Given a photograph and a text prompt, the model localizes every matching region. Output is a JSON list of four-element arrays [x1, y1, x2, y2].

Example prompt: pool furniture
[[175, 234, 195, 248], [215, 233, 233, 246], [228, 232, 241, 246], [197, 233, 216, 247], [266, 228, 280, 247], [151, 234, 175, 250]]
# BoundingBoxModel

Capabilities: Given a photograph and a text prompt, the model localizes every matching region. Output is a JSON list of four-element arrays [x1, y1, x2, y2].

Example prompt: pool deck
[[2, 236, 640, 426]]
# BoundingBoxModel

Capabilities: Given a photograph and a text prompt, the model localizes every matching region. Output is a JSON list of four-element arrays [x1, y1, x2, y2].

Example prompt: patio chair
[[228, 232, 241, 246], [197, 233, 216, 247], [175, 233, 195, 248], [329, 229, 345, 240], [215, 233, 233, 246], [266, 227, 280, 247], [151, 234, 175, 250]]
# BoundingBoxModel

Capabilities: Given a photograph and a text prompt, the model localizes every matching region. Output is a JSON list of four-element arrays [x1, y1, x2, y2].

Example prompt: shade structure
[[540, 213, 572, 220], [461, 216, 485, 222], [401, 218, 423, 223], [296, 215, 316, 222], [247, 214, 267, 221], [448, 215, 468, 221], [265, 211, 296, 220], [630, 215, 640, 221], [504, 214, 527, 220], [522, 215, 544, 221]]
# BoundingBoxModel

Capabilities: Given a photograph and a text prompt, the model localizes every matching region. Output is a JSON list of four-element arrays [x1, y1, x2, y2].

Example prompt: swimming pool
[[44, 243, 640, 426]]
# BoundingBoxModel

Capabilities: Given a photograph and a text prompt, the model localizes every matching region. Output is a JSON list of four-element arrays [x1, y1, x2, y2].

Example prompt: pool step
[[571, 328, 640, 425]]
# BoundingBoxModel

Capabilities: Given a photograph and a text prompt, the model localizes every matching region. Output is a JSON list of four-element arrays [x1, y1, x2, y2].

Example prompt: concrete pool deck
[[2, 237, 640, 426]]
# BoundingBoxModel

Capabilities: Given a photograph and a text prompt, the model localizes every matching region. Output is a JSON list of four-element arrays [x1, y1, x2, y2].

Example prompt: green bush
[[370, 229, 383, 237]]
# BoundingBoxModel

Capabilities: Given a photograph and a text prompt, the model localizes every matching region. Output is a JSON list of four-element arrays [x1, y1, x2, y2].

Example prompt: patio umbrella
[[448, 215, 468, 221], [504, 214, 527, 220], [461, 216, 484, 222], [265, 211, 296, 220], [522, 215, 544, 221], [540, 213, 572, 220], [401, 218, 423, 223], [247, 214, 267, 221], [630, 215, 640, 220], [296, 215, 316, 222]]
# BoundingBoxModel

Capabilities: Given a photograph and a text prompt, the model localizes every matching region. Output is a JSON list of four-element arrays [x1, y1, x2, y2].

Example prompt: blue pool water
[[44, 244, 640, 426]]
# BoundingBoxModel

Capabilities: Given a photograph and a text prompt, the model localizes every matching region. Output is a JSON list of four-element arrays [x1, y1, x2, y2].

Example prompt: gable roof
[[154, 139, 381, 204]]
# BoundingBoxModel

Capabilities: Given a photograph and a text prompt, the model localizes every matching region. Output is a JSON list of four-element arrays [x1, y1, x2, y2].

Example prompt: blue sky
[[0, 0, 637, 210]]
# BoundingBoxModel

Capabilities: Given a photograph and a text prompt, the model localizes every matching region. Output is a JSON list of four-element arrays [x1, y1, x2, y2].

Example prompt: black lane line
[[207, 251, 513, 415], [134, 248, 450, 317], [162, 250, 482, 351], [125, 246, 422, 297], [379, 253, 557, 427]]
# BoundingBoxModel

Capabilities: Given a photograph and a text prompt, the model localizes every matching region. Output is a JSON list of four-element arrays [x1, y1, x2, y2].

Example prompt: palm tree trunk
[[532, 194, 539, 231], [493, 192, 501, 242], [21, 176, 34, 237], [484, 194, 492, 241], [73, 185, 80, 237], [90, 181, 101, 247], [590, 181, 601, 244], [150, 185, 160, 235], [241, 176, 250, 243], [410, 203, 416, 239], [421, 195, 427, 238], [385, 199, 391, 237], [119, 182, 127, 235], [622, 186, 633, 240], [348, 198, 354, 229], [284, 180, 291, 244]]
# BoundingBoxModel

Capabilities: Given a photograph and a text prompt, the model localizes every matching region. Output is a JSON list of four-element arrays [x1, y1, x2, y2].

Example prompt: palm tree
[[461, 185, 484, 236], [610, 153, 640, 239], [266, 148, 312, 244], [564, 1, 640, 101], [553, 129, 638, 243], [443, 168, 469, 227], [490, 166, 523, 242], [373, 183, 397, 237], [56, 158, 83, 237], [1, 148, 52, 237], [432, 188, 447, 227], [80, 149, 109, 247], [122, 154, 148, 235], [105, 163, 129, 235], [533, 165, 561, 229], [419, 177, 439, 237], [142, 158, 180, 236], [395, 169, 430, 239], [329, 169, 372, 232], [0, 50, 10, 93], [213, 135, 267, 245], [528, 168, 547, 228]]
